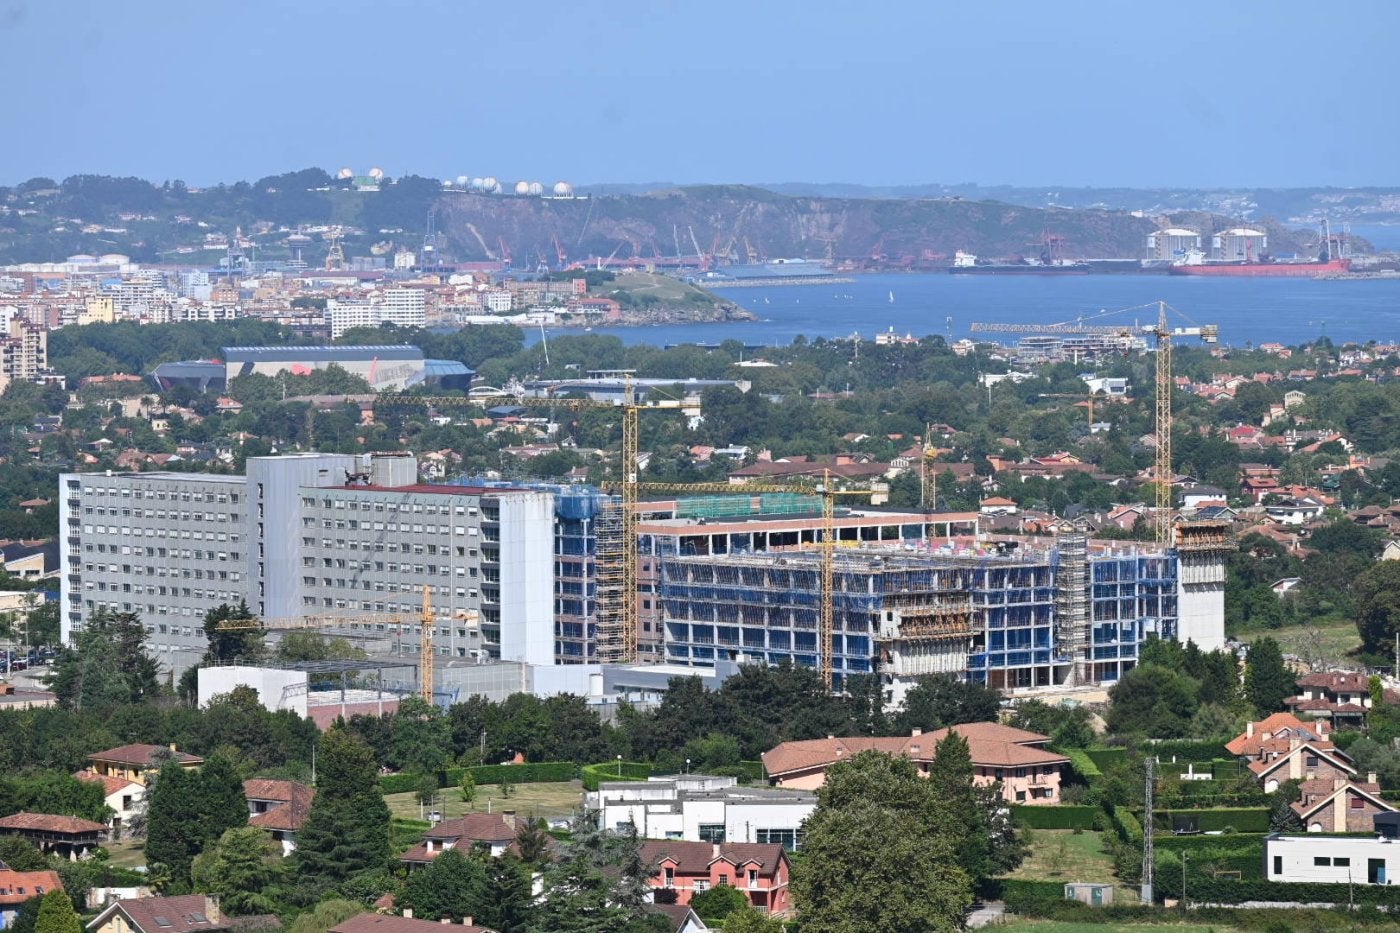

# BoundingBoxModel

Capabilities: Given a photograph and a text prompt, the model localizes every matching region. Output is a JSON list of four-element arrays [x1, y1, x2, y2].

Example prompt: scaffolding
[[675, 493, 821, 520], [1055, 533, 1091, 684], [594, 500, 627, 662]]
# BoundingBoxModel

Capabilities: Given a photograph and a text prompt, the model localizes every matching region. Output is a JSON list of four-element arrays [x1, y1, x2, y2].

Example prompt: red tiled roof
[[1296, 671, 1371, 692], [96, 896, 227, 933], [88, 744, 203, 767], [0, 812, 106, 835], [244, 780, 314, 832], [330, 912, 494, 933], [761, 722, 1066, 778], [1224, 713, 1326, 757], [0, 869, 62, 905], [399, 812, 520, 863], [1292, 780, 1393, 819]]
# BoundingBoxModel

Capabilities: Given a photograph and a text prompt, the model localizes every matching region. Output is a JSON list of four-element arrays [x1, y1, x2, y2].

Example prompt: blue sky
[[1, 0, 1395, 188]]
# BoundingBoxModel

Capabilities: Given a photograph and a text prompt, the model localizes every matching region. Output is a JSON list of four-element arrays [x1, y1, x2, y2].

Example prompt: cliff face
[[436, 185, 1167, 264]]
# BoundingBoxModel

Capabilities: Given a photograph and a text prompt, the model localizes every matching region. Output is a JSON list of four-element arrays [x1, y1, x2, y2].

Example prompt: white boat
[[888, 290, 895, 303]]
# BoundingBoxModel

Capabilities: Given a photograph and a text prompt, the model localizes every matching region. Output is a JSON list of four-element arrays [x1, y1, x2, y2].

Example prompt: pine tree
[[399, 848, 487, 921], [294, 727, 390, 888], [197, 753, 249, 845], [479, 856, 534, 933], [34, 889, 81, 933], [145, 763, 201, 889], [190, 826, 283, 916], [1245, 637, 1297, 716]]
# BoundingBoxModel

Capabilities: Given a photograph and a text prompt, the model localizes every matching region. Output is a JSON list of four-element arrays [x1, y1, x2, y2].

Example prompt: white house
[[587, 775, 815, 850], [72, 772, 144, 840], [1264, 812, 1400, 885]]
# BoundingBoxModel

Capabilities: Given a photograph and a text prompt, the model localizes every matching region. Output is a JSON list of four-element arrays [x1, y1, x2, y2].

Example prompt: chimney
[[203, 897, 220, 925], [462, 920, 472, 928], [440, 919, 450, 925], [1369, 771, 1378, 785], [1335, 777, 1347, 791], [169, 743, 178, 753], [712, 843, 721, 860], [911, 727, 922, 737], [402, 910, 413, 920], [1246, 721, 1255, 738]]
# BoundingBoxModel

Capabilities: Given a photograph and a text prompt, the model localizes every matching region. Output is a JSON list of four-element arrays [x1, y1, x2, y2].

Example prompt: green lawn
[[104, 837, 146, 870], [1008, 831, 1118, 885], [1234, 617, 1361, 666], [384, 781, 583, 824]]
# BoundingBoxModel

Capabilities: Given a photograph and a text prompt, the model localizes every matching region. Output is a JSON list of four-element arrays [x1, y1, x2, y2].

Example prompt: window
[[1351, 796, 1365, 809], [1334, 857, 1351, 867], [663, 867, 674, 886], [698, 824, 726, 844], [693, 880, 709, 892], [1314, 856, 1331, 866]]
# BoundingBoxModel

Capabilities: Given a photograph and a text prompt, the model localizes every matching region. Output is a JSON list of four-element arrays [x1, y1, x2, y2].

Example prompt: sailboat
[[888, 290, 895, 303]]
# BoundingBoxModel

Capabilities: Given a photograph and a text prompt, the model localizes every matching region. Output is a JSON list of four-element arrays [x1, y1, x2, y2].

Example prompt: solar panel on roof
[[155, 918, 171, 927]]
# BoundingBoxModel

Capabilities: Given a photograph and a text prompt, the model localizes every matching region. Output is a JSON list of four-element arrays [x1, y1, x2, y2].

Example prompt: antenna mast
[[1142, 755, 1155, 904]]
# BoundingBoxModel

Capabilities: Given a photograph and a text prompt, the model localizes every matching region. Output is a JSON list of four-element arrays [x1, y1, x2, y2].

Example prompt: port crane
[[970, 301, 1218, 545], [637, 473, 872, 689], [376, 381, 687, 663]]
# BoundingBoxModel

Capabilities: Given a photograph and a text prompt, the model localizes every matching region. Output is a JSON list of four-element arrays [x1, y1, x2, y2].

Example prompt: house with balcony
[[1286, 671, 1395, 731], [761, 723, 1067, 804], [0, 813, 106, 860], [86, 744, 203, 787], [640, 840, 791, 916]]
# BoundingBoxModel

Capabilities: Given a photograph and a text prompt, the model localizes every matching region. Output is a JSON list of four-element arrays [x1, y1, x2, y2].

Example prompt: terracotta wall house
[[640, 841, 791, 916]]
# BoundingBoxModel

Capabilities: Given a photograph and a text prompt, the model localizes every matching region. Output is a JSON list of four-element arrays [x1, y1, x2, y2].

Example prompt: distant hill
[[0, 170, 1348, 266]]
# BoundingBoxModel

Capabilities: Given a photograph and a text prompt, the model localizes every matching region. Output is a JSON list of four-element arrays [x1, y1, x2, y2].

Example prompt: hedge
[[980, 878, 1065, 902], [1011, 804, 1099, 830], [707, 761, 765, 783], [1157, 793, 1269, 809], [450, 762, 576, 786], [1148, 808, 1269, 834], [1061, 749, 1102, 782], [581, 760, 651, 791], [1156, 833, 1268, 853], [1109, 806, 1143, 845], [379, 772, 429, 795], [1084, 747, 1126, 773], [1187, 875, 1400, 906]]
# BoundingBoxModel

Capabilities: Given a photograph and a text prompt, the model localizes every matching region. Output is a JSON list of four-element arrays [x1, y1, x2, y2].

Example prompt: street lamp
[[685, 758, 691, 775], [616, 754, 622, 777]]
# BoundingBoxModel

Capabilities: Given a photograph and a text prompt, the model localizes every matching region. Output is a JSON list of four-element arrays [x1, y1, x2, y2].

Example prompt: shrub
[[1061, 749, 1103, 782]]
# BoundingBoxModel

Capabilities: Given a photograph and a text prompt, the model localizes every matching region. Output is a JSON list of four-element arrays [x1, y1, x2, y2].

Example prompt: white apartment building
[[379, 288, 427, 329], [324, 300, 377, 339], [59, 453, 556, 672]]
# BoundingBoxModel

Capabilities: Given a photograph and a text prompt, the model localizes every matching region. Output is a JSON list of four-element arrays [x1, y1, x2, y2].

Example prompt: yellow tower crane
[[971, 301, 1217, 546], [637, 472, 871, 689], [376, 380, 686, 663], [214, 595, 478, 704]]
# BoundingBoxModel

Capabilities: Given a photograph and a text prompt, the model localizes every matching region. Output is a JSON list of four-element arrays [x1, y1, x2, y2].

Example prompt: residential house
[[640, 840, 791, 916], [1264, 812, 1400, 884], [641, 904, 708, 933], [0, 867, 62, 929], [73, 771, 144, 839], [979, 497, 1017, 516], [1292, 775, 1394, 833], [243, 780, 314, 855], [87, 896, 233, 933], [1264, 496, 1326, 526], [1225, 714, 1354, 792], [761, 723, 1068, 804], [1286, 671, 1397, 731], [86, 744, 203, 787], [0, 813, 106, 860], [329, 913, 496, 933], [399, 812, 523, 865]]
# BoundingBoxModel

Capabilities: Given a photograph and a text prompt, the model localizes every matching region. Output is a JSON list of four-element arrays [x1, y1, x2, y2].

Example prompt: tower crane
[[637, 472, 871, 689], [213, 592, 478, 703], [971, 301, 1218, 545], [376, 380, 686, 663]]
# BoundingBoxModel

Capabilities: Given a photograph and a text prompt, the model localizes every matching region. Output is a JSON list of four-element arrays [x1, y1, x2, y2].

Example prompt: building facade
[[60, 453, 555, 670]]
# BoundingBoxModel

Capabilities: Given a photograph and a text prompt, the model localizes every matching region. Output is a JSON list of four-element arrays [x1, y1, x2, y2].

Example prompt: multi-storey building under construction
[[657, 532, 1217, 700]]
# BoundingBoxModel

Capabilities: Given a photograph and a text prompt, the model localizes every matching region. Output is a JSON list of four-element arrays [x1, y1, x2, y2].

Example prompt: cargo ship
[[1167, 221, 1350, 277], [947, 249, 1090, 275], [1167, 250, 1350, 277]]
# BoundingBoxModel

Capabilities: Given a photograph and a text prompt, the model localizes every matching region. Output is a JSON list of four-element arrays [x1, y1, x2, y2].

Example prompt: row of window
[[302, 538, 481, 558], [85, 507, 237, 523], [305, 497, 488, 516], [82, 525, 239, 542], [86, 581, 239, 599], [301, 576, 480, 595], [77, 486, 239, 503], [306, 518, 481, 536]]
